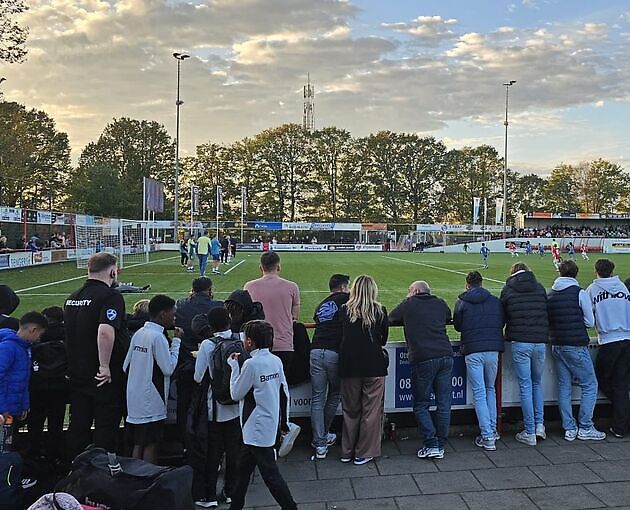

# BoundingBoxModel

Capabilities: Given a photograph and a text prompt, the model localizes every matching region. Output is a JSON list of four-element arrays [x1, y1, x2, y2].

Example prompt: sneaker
[[564, 429, 578, 442], [326, 432, 337, 446], [417, 447, 444, 459], [340, 457, 352, 463], [141, 284, 151, 292], [219, 489, 231, 505], [493, 431, 501, 441], [353, 456, 373, 465], [194, 499, 218, 508], [577, 427, 606, 441], [609, 427, 624, 439], [278, 422, 301, 457], [315, 446, 328, 459], [515, 431, 537, 446], [21, 478, 37, 490], [535, 424, 546, 440], [474, 436, 496, 451]]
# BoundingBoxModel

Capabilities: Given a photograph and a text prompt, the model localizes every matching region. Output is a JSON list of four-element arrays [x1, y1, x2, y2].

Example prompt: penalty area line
[[382, 256, 504, 284]]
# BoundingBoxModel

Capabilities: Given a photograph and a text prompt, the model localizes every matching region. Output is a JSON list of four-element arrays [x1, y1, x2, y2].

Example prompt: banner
[[216, 185, 224, 216], [252, 222, 283, 230], [37, 211, 52, 224], [191, 185, 199, 214], [473, 197, 481, 224], [144, 177, 165, 213], [0, 207, 22, 223], [495, 198, 504, 225], [483, 198, 488, 227]]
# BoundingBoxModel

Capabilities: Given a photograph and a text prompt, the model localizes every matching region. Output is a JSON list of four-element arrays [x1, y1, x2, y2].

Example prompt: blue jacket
[[0, 328, 32, 415], [453, 287, 505, 355]]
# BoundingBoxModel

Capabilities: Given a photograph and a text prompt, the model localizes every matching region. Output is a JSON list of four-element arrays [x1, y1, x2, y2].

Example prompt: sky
[[2, 0, 630, 174]]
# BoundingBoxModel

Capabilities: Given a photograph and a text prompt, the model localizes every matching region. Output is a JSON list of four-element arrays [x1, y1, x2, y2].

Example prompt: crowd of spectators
[[519, 224, 630, 238]]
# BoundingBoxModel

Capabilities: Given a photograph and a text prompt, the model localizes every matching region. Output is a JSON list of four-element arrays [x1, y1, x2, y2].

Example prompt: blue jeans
[[310, 349, 341, 447], [511, 342, 546, 434], [198, 254, 208, 275], [465, 351, 499, 440], [552, 345, 598, 431], [411, 356, 454, 448]]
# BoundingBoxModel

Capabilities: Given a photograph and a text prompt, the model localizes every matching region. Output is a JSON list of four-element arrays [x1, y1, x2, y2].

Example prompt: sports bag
[[0, 451, 23, 509], [210, 334, 249, 406], [55, 448, 194, 510]]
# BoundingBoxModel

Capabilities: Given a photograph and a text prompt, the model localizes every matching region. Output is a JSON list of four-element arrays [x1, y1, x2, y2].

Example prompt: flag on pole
[[473, 197, 481, 224], [483, 198, 488, 226], [143, 177, 164, 213], [216, 185, 223, 216], [495, 198, 504, 225], [191, 185, 199, 214]]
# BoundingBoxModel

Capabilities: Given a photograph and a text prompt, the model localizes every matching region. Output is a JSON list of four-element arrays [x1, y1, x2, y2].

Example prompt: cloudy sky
[[2, 0, 630, 174]]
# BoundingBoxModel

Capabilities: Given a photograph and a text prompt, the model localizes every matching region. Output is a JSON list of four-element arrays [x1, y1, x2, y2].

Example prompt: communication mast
[[303, 73, 314, 132]]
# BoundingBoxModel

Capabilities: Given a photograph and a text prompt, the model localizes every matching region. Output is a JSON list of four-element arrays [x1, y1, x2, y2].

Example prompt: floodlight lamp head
[[504, 80, 517, 86], [173, 52, 190, 60]]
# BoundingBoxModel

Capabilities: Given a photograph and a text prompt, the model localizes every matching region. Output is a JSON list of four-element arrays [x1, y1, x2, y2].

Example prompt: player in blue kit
[[480, 244, 490, 269]]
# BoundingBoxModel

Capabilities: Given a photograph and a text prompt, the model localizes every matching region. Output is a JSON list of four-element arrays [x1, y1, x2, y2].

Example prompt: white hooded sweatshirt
[[586, 276, 630, 345]]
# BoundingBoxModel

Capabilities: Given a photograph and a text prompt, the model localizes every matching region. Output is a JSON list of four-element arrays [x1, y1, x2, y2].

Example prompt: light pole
[[173, 52, 190, 240], [503, 80, 516, 238]]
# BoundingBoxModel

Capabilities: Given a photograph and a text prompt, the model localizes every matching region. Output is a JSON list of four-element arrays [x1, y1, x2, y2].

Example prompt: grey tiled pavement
[[242, 427, 630, 510]]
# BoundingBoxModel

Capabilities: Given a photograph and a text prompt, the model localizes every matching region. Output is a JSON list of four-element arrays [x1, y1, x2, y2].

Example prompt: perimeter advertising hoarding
[[9, 252, 31, 268]]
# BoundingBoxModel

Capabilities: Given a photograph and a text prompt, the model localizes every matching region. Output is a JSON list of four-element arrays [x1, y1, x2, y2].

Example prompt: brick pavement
[[240, 426, 630, 510]]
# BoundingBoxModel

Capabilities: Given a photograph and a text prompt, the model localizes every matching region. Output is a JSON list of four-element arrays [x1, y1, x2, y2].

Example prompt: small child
[[227, 320, 297, 510]]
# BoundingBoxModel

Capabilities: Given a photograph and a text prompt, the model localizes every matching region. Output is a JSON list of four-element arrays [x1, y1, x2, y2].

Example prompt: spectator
[[390, 280, 453, 459], [548, 261, 605, 441], [210, 234, 222, 275], [220, 236, 229, 264], [586, 259, 630, 438], [500, 262, 549, 446], [123, 295, 182, 464], [229, 236, 238, 259], [64, 252, 129, 456], [0, 284, 21, 331], [127, 299, 150, 336], [310, 274, 350, 459], [224, 289, 265, 334], [453, 271, 504, 451], [227, 320, 297, 510], [174, 277, 223, 441], [196, 230, 211, 277], [339, 275, 388, 465], [187, 235, 197, 272], [180, 237, 189, 268]]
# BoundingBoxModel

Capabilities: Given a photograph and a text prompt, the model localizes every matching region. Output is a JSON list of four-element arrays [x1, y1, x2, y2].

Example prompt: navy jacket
[[547, 286, 590, 346], [0, 328, 32, 415], [500, 271, 549, 343], [453, 287, 505, 355]]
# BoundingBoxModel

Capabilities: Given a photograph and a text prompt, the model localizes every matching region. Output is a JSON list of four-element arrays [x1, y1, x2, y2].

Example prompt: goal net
[[75, 219, 150, 269]]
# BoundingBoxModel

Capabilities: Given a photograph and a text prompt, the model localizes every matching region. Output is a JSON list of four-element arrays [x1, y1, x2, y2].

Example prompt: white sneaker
[[577, 427, 606, 441], [278, 422, 301, 457], [493, 431, 501, 441], [535, 424, 546, 440], [21, 478, 37, 490], [326, 432, 337, 446], [315, 445, 328, 459], [417, 447, 444, 459], [515, 431, 537, 446], [195, 499, 217, 508], [564, 429, 578, 442]]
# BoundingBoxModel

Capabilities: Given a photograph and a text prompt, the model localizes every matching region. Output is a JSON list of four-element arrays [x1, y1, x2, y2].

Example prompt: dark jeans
[[411, 356, 454, 448], [180, 252, 188, 265], [176, 370, 195, 442], [191, 418, 242, 501], [68, 383, 125, 457], [229, 445, 297, 510], [595, 340, 630, 434], [27, 389, 67, 459], [274, 351, 294, 375], [220, 249, 228, 263]]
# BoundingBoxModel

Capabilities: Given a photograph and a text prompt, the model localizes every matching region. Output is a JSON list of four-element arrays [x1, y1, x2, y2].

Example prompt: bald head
[[409, 281, 430, 296]]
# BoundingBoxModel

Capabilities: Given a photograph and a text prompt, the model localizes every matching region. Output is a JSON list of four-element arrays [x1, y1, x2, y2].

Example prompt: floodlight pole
[[503, 80, 516, 239], [173, 52, 190, 242]]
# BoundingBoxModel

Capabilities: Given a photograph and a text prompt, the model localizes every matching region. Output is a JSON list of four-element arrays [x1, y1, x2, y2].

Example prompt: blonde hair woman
[[338, 275, 389, 465]]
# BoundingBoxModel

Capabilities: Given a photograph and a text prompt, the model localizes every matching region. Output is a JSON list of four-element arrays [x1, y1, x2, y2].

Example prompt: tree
[[0, 0, 29, 64], [543, 164, 581, 213], [512, 173, 547, 214], [578, 159, 628, 214], [337, 138, 380, 222]]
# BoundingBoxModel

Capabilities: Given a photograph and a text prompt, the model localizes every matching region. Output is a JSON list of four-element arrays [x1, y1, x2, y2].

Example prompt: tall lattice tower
[[303, 73, 314, 132]]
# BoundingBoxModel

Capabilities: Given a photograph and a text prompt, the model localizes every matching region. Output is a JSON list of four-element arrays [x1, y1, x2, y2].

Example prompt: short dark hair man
[[453, 271, 504, 451], [389, 281, 453, 459], [64, 252, 128, 455], [586, 259, 630, 437], [310, 274, 350, 459]]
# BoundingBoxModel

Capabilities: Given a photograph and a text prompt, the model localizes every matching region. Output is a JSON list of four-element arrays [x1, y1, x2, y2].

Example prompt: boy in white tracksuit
[[227, 320, 297, 510], [586, 259, 630, 437]]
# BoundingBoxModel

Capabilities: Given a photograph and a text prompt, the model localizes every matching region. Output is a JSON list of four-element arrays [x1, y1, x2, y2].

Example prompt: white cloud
[[381, 15, 458, 46]]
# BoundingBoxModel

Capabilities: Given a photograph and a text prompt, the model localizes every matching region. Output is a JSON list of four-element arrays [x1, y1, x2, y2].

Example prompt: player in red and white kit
[[509, 242, 520, 257], [552, 245, 562, 270], [581, 244, 590, 261]]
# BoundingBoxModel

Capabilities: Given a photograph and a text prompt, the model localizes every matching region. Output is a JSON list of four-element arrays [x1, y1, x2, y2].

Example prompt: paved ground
[[241, 425, 630, 510]]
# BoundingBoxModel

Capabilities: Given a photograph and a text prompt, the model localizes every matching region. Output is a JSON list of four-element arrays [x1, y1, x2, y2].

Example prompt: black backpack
[[0, 451, 23, 509], [210, 334, 249, 406], [30, 341, 68, 392]]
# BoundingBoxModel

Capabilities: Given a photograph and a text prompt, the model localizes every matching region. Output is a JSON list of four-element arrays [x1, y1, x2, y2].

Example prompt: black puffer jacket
[[500, 270, 549, 343]]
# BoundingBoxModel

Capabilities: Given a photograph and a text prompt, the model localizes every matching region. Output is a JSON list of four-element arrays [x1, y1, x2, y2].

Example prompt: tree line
[[1, 100, 628, 225]]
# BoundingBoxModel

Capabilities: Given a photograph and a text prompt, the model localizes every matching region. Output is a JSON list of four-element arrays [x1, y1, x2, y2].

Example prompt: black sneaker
[[21, 478, 37, 489], [609, 427, 624, 438]]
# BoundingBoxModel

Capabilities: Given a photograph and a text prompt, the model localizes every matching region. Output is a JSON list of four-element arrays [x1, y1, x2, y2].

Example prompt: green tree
[[543, 164, 581, 213], [512, 173, 547, 214], [0, 0, 28, 64], [578, 159, 628, 213], [337, 138, 380, 222]]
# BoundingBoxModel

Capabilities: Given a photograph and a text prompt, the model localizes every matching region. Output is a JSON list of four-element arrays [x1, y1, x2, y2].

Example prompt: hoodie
[[547, 277, 594, 347], [500, 270, 549, 343], [586, 276, 630, 345], [453, 287, 505, 355], [0, 328, 32, 415], [225, 289, 265, 333]]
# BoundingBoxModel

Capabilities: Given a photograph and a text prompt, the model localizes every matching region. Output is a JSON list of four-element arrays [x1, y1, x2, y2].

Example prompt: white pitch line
[[383, 256, 505, 284], [15, 255, 180, 293], [223, 259, 245, 275]]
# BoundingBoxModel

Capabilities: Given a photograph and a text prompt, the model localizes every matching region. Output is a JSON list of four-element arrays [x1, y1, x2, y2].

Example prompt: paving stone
[[316, 458, 380, 479], [525, 485, 605, 510], [488, 447, 551, 468], [414, 470, 483, 494], [352, 474, 419, 499], [447, 435, 485, 452], [530, 463, 603, 486], [375, 454, 438, 475], [326, 498, 397, 510], [254, 504, 325, 510], [473, 466, 545, 490], [252, 460, 317, 484], [435, 451, 494, 472], [289, 479, 355, 503], [380, 440, 401, 457], [501, 434, 561, 449], [395, 438, 425, 455], [461, 489, 538, 510], [396, 493, 468, 510], [244, 481, 279, 508], [585, 459, 630, 482], [585, 481, 630, 507], [587, 441, 630, 460], [540, 445, 604, 464]]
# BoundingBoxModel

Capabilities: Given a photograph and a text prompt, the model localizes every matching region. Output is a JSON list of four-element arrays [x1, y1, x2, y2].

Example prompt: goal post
[[75, 219, 151, 269]]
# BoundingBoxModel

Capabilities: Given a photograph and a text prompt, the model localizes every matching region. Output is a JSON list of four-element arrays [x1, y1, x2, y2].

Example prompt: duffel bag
[[0, 451, 23, 510], [55, 447, 194, 510]]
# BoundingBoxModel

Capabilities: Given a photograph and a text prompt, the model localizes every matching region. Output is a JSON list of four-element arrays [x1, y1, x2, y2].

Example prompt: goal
[[75, 219, 150, 269]]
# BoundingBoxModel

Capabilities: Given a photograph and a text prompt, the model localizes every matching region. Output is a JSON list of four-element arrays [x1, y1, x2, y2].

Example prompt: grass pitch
[[4, 250, 629, 339]]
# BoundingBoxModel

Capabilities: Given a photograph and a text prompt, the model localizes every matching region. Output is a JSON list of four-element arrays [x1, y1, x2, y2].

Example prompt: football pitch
[[4, 250, 630, 336]]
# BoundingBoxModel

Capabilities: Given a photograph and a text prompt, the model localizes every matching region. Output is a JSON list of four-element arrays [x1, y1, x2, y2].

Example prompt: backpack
[[210, 334, 249, 406], [286, 322, 311, 386], [0, 451, 23, 509], [30, 341, 69, 392]]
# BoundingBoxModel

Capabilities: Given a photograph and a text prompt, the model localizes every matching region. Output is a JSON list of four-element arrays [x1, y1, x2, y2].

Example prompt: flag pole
[[216, 185, 220, 238], [241, 186, 246, 243]]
